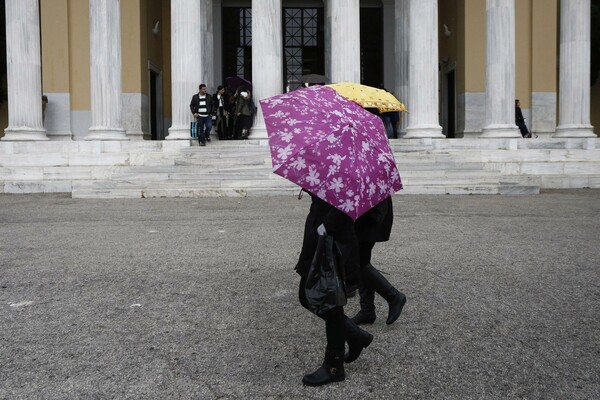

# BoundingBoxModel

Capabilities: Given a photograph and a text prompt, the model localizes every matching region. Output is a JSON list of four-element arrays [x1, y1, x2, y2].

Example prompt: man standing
[[213, 85, 230, 140], [190, 84, 214, 146]]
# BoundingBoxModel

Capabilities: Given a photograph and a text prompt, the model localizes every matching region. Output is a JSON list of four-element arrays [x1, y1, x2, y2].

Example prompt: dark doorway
[[283, 7, 325, 92], [150, 70, 159, 140], [360, 7, 383, 87], [0, 0, 6, 108], [222, 7, 253, 84], [444, 70, 456, 138]]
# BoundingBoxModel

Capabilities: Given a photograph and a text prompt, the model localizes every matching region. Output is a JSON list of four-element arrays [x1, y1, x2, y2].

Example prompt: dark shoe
[[302, 349, 345, 386], [206, 137, 211, 142], [361, 264, 406, 325], [350, 309, 376, 325], [200, 142, 206, 146], [344, 319, 373, 363], [386, 290, 406, 325]]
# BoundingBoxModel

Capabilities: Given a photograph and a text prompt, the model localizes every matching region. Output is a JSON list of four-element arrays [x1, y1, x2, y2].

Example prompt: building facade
[[0, 0, 598, 142]]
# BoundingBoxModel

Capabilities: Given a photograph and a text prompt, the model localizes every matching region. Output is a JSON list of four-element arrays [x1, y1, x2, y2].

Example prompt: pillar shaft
[[3, 0, 48, 141], [395, 0, 409, 136], [405, 0, 443, 138], [327, 0, 361, 84], [555, 0, 595, 137], [481, 0, 520, 138], [250, 0, 282, 139], [87, 0, 126, 140], [168, 0, 203, 140]]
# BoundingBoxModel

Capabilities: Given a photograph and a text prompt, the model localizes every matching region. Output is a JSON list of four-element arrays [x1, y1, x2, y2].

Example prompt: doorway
[[442, 69, 456, 138], [148, 63, 163, 140]]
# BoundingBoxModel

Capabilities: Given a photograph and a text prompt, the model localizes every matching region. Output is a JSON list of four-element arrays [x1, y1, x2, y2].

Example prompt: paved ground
[[1, 190, 599, 400]]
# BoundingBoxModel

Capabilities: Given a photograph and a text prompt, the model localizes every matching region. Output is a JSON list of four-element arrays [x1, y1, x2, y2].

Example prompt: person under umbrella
[[295, 190, 373, 386], [260, 86, 403, 386]]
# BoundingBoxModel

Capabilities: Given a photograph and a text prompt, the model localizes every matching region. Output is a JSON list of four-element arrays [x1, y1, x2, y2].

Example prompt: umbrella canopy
[[224, 76, 252, 93], [259, 85, 403, 220], [327, 82, 407, 114], [300, 74, 327, 84]]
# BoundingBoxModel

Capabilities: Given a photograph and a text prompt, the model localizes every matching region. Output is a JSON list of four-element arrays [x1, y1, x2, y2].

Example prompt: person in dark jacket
[[190, 84, 215, 145], [351, 197, 407, 325], [213, 85, 231, 140], [295, 191, 373, 387], [515, 99, 531, 138], [233, 86, 254, 139]]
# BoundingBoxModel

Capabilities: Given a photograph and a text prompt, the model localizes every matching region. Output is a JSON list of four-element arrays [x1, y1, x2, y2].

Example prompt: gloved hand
[[316, 223, 327, 236]]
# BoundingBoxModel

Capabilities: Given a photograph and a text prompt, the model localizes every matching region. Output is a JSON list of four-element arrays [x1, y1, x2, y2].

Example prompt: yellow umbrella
[[327, 82, 407, 114]]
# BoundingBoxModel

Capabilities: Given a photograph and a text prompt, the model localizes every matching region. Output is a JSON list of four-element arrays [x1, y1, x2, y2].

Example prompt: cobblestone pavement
[[1, 191, 599, 399]]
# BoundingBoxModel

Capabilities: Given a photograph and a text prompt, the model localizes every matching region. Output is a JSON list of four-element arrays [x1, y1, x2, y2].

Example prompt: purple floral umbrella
[[259, 85, 403, 220]]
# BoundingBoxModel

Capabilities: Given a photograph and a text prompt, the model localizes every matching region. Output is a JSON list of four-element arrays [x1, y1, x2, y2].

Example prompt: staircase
[[0, 137, 598, 198]]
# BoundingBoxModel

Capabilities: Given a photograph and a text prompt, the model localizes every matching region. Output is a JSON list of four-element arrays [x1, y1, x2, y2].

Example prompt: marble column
[[327, 0, 361, 84], [87, 0, 127, 140], [395, 0, 410, 137], [480, 0, 520, 138], [554, 0, 595, 137], [201, 0, 214, 91], [168, 0, 202, 140], [2, 0, 48, 141], [250, 0, 282, 139], [404, 0, 444, 138]]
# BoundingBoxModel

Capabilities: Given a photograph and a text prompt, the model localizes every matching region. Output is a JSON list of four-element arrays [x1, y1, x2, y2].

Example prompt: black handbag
[[304, 234, 347, 316]]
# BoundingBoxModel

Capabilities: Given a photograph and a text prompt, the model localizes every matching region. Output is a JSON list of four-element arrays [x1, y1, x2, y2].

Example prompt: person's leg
[[198, 117, 206, 145], [360, 264, 406, 325], [302, 306, 346, 386], [205, 116, 213, 142], [351, 242, 377, 324]]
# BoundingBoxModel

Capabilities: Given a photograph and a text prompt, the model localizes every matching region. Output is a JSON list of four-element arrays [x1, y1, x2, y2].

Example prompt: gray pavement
[[1, 191, 599, 400]]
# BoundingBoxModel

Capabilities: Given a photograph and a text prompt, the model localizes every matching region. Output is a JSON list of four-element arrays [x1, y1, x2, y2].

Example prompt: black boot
[[344, 318, 373, 363], [302, 348, 345, 386], [362, 264, 406, 325], [351, 284, 376, 325]]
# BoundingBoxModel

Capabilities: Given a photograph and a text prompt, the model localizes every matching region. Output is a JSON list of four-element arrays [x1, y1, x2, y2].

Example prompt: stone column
[[168, 0, 202, 140], [250, 0, 282, 139], [404, 0, 444, 138], [201, 0, 214, 91], [554, 0, 595, 137], [327, 0, 361, 84], [87, 0, 127, 140], [480, 0, 520, 138], [2, 0, 48, 141], [395, 0, 410, 137]]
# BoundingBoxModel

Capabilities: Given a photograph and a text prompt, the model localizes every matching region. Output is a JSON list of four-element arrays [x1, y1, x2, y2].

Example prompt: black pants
[[298, 277, 345, 352], [359, 241, 375, 269]]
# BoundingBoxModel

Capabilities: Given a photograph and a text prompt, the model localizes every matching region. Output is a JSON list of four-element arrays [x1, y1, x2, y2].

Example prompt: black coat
[[295, 193, 360, 286], [190, 93, 215, 116], [354, 197, 393, 243]]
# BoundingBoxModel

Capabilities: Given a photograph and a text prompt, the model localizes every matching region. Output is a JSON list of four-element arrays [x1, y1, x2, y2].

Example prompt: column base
[[2, 128, 49, 141], [166, 127, 193, 140], [404, 125, 444, 138], [249, 124, 268, 140], [480, 125, 521, 138], [86, 128, 128, 141], [553, 125, 596, 138]]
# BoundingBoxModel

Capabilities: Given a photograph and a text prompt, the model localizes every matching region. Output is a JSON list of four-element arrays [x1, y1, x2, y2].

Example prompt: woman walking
[[296, 191, 373, 386]]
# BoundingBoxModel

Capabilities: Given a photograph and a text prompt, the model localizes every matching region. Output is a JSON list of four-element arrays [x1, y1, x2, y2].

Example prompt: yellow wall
[[463, 0, 486, 93], [41, 0, 70, 93], [515, 0, 532, 107], [531, 0, 557, 94], [121, 1, 142, 94], [592, 82, 600, 135], [68, 0, 90, 110]]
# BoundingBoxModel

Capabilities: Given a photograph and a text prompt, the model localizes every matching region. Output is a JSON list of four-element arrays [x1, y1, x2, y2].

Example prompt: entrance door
[[442, 69, 456, 138], [149, 65, 163, 140]]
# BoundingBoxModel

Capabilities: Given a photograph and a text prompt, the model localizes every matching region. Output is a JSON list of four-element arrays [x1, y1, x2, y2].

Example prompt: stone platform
[[0, 138, 598, 198]]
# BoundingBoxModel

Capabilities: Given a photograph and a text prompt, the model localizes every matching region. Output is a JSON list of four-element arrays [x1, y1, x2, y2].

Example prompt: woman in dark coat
[[296, 191, 373, 386], [351, 196, 407, 325]]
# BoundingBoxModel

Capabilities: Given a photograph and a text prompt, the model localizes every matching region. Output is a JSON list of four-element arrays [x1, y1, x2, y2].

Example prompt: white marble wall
[[122, 93, 148, 140], [404, 0, 443, 138], [532, 92, 556, 135], [327, 0, 361, 83], [87, 0, 127, 140], [43, 93, 73, 140], [251, 0, 282, 139], [395, 0, 410, 136], [481, 0, 520, 138], [3, 0, 48, 141], [555, 0, 595, 137], [457, 92, 486, 137], [168, 0, 203, 140]]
